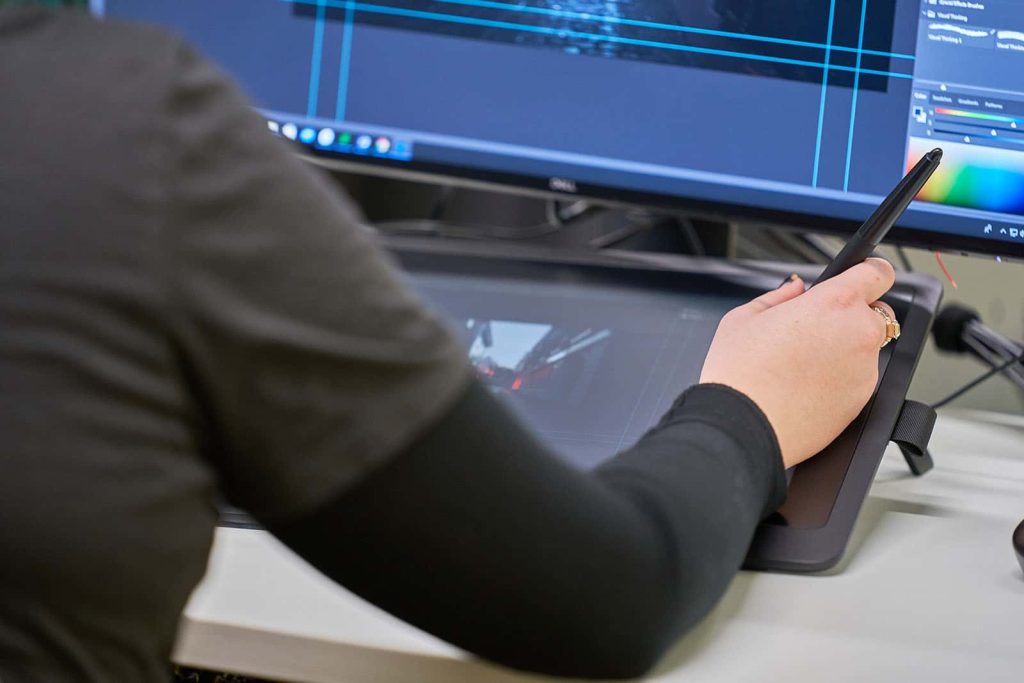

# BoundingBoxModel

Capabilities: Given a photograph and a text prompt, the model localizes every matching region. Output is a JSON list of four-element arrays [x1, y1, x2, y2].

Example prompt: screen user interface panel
[[94, 1, 1024, 255]]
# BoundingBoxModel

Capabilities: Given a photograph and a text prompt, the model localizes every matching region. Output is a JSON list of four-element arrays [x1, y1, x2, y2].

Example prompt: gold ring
[[873, 306, 901, 348]]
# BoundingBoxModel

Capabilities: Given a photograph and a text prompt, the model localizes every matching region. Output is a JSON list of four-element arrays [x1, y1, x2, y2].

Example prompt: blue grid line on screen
[[290, 0, 915, 81], [372, 0, 915, 60], [812, 0, 837, 189], [843, 0, 870, 193], [645, 323, 700, 436], [536, 429, 625, 440], [534, 432, 624, 445], [306, 0, 328, 118], [612, 316, 680, 453], [335, 0, 356, 120]]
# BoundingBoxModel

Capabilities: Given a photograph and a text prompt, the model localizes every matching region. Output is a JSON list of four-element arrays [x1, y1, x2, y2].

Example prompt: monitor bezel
[[89, 0, 1023, 260]]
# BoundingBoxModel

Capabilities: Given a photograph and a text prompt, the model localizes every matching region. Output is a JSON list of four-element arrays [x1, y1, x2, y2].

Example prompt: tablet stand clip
[[890, 400, 936, 476]]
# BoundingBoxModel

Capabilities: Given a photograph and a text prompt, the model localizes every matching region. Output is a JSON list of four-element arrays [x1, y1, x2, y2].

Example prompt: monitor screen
[[93, 1, 1024, 258]]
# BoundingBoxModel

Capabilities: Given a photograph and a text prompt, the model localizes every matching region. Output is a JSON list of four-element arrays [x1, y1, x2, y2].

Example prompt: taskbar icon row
[[982, 222, 1024, 240], [267, 119, 413, 162]]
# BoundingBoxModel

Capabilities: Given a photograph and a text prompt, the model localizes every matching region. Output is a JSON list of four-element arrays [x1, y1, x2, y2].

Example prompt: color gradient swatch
[[934, 107, 1024, 128], [907, 137, 1024, 215]]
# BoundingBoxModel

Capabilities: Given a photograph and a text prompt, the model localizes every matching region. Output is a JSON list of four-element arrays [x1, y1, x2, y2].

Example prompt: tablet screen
[[412, 271, 747, 469]]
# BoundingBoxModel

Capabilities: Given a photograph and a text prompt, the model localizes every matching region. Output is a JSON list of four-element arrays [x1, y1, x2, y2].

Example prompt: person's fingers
[[735, 275, 805, 317], [822, 257, 896, 305]]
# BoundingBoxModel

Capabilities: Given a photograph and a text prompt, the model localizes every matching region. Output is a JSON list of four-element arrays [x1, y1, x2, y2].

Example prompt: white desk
[[175, 411, 1024, 683]]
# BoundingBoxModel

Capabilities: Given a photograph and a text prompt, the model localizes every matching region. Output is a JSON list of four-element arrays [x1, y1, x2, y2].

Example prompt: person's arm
[[271, 378, 785, 680]]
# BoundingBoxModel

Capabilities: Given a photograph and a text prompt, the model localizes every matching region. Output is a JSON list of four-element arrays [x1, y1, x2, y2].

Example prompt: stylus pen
[[800, 147, 943, 287]]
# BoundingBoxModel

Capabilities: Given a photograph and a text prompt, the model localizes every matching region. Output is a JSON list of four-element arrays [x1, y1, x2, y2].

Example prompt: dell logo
[[548, 177, 578, 193]]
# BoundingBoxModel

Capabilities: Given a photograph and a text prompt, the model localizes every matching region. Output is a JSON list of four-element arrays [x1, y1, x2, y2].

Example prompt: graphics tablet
[[384, 237, 943, 572]]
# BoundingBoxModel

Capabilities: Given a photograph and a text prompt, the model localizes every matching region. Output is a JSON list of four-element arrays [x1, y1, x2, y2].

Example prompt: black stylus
[[803, 147, 943, 287]]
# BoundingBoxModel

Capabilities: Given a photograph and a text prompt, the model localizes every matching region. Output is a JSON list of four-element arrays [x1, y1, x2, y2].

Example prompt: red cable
[[934, 251, 958, 289]]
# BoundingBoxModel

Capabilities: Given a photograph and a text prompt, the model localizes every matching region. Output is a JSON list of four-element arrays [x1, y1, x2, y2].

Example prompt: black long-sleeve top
[[274, 379, 786, 679]]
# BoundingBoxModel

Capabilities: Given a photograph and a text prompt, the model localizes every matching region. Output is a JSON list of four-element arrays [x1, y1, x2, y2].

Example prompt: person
[[0, 5, 899, 682]]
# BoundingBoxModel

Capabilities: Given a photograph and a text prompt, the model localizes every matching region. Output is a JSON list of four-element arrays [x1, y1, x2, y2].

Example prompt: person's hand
[[700, 258, 897, 469]]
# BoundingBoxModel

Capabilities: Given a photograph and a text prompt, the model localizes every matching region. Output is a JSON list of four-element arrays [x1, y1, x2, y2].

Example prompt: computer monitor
[[93, 1, 1024, 258]]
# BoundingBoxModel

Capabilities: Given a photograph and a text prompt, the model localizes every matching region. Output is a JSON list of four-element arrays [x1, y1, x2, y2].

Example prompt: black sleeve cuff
[[658, 383, 788, 517]]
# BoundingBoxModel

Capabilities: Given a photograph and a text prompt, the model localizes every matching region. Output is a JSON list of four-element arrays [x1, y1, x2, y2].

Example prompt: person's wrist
[[698, 376, 797, 467], [671, 383, 788, 514]]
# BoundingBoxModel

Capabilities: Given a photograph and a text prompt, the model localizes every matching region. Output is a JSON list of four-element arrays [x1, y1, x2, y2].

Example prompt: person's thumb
[[731, 275, 805, 318]]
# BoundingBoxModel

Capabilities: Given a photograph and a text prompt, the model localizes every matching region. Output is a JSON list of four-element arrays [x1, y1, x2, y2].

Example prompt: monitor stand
[[339, 171, 732, 257], [372, 203, 732, 257]]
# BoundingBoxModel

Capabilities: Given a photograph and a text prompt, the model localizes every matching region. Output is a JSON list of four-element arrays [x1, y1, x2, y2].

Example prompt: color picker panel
[[906, 137, 1024, 216]]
